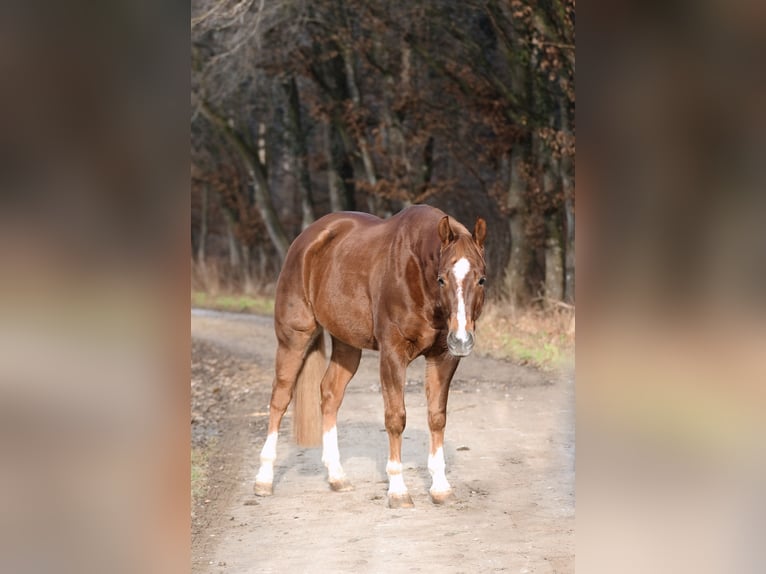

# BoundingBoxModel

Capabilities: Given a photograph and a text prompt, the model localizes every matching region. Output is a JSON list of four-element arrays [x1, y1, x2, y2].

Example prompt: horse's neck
[[416, 234, 447, 321], [414, 233, 441, 280]]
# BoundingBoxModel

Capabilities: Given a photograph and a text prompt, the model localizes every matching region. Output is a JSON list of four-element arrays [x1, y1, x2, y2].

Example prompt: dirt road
[[192, 309, 574, 573]]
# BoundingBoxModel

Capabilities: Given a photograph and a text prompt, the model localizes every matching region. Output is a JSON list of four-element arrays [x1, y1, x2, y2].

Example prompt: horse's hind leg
[[254, 325, 318, 496], [320, 337, 361, 492]]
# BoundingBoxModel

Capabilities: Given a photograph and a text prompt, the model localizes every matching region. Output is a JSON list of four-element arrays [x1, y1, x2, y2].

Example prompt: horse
[[253, 204, 487, 508]]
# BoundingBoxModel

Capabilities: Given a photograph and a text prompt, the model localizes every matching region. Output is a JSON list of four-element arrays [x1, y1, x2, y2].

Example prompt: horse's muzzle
[[447, 331, 475, 357]]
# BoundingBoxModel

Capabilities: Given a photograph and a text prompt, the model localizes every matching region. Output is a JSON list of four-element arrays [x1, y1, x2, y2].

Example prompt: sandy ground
[[191, 309, 574, 573]]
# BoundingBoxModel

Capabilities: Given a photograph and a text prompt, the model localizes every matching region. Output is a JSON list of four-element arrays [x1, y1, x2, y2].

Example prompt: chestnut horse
[[254, 205, 487, 508]]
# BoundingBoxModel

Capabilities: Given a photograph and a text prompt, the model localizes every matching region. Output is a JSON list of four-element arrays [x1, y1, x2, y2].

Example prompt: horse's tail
[[293, 328, 326, 447]]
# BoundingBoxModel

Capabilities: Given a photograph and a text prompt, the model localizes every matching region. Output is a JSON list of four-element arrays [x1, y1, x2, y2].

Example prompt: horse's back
[[281, 210, 384, 276], [281, 205, 446, 285]]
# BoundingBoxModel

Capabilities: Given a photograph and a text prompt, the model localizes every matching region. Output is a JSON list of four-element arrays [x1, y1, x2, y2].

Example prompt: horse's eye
[[437, 276, 445, 287], [478, 277, 486, 286]]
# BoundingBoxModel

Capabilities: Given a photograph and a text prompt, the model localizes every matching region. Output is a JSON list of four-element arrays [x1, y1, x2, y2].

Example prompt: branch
[[191, 0, 257, 30]]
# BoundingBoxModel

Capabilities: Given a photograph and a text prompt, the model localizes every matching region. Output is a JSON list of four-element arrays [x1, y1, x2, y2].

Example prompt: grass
[[192, 291, 275, 315], [507, 336, 562, 366], [475, 300, 575, 371]]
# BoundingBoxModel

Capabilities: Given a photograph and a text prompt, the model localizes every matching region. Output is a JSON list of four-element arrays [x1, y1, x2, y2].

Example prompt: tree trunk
[[257, 245, 269, 281], [545, 215, 564, 301], [323, 121, 352, 212], [342, 45, 378, 190], [417, 136, 435, 197], [241, 243, 254, 293], [559, 97, 575, 303], [542, 146, 564, 302], [306, 27, 358, 212], [284, 76, 316, 229], [504, 143, 533, 307], [562, 173, 575, 303], [324, 122, 341, 212], [221, 207, 241, 270], [379, 42, 411, 201], [197, 183, 208, 265]]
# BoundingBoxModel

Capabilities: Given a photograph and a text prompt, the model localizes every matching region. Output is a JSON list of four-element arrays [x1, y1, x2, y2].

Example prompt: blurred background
[[579, 1, 766, 573]]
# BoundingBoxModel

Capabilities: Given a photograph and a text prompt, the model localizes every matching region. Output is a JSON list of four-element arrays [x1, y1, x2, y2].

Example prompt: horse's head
[[436, 215, 487, 357]]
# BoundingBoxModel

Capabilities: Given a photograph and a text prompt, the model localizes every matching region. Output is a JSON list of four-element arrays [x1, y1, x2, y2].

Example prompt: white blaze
[[452, 257, 471, 341]]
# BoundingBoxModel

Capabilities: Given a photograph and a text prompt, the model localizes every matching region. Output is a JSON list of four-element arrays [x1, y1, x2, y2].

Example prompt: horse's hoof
[[329, 478, 354, 492], [387, 493, 415, 509], [429, 490, 456, 505], [253, 481, 273, 497]]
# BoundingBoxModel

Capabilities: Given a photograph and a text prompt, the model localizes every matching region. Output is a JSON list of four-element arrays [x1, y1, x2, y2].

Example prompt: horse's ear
[[473, 217, 487, 250], [438, 215, 455, 246]]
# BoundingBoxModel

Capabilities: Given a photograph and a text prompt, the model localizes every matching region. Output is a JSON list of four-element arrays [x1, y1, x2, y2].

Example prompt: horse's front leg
[[380, 350, 413, 508], [425, 352, 460, 504]]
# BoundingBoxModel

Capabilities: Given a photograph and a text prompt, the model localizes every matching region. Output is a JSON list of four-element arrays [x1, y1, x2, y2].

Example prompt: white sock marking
[[428, 446, 451, 494], [255, 432, 278, 484], [386, 460, 408, 496], [452, 257, 471, 341], [322, 426, 346, 481]]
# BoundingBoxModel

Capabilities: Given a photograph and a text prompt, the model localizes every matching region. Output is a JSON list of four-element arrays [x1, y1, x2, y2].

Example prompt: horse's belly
[[313, 294, 378, 350], [327, 324, 378, 351]]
